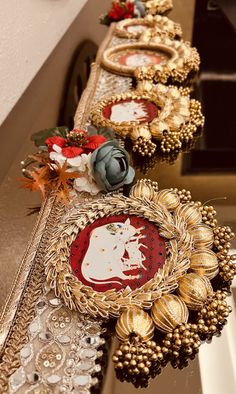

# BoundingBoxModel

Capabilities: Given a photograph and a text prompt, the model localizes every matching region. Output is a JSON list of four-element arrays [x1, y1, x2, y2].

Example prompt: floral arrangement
[[20, 126, 135, 202], [100, 0, 145, 26]]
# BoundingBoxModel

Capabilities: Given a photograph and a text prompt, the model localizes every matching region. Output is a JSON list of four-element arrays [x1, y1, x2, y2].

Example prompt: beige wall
[[0, 0, 87, 125]]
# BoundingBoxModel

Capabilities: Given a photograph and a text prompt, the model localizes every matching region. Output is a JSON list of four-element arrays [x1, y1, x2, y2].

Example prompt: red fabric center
[[70, 214, 166, 292], [118, 52, 163, 66], [102, 98, 158, 124]]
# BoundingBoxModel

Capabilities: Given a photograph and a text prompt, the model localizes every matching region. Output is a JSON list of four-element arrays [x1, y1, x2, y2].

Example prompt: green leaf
[[31, 126, 69, 147], [100, 14, 111, 26]]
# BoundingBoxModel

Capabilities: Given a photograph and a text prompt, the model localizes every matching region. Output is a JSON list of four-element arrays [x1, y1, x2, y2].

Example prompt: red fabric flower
[[108, 1, 134, 21], [45, 130, 107, 159]]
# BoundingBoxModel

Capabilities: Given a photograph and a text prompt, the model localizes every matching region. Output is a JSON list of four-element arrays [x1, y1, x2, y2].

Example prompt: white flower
[[73, 176, 102, 195], [49, 145, 101, 195], [49, 144, 89, 170]]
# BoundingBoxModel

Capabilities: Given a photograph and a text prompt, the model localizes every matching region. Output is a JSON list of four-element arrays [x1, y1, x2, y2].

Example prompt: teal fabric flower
[[91, 141, 135, 192], [134, 1, 146, 17]]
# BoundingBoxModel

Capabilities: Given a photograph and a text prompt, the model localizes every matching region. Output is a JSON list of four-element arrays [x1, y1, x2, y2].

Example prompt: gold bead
[[115, 350, 122, 357], [175, 203, 202, 227], [138, 362, 145, 369], [151, 294, 188, 333], [137, 355, 143, 362], [116, 307, 154, 342], [143, 367, 150, 374], [190, 249, 219, 280], [162, 347, 169, 354], [153, 189, 180, 211], [189, 224, 214, 249], [178, 273, 213, 310]]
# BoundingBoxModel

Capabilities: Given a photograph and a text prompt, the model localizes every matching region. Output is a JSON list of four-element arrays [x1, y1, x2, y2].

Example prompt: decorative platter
[[114, 15, 182, 39], [101, 40, 200, 84], [102, 42, 176, 77], [45, 179, 236, 387], [91, 82, 204, 156]]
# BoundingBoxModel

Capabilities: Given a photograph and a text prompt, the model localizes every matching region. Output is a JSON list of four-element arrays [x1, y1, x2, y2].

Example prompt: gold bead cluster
[[163, 323, 201, 367], [197, 290, 232, 338], [135, 68, 155, 81], [160, 99, 204, 153], [214, 226, 236, 283], [189, 99, 205, 127], [161, 132, 182, 153], [179, 86, 192, 97], [218, 255, 236, 282], [214, 226, 234, 257], [169, 48, 200, 84], [112, 340, 162, 376], [133, 137, 156, 156], [179, 100, 204, 144], [153, 69, 170, 84], [172, 188, 192, 204], [199, 205, 217, 227]]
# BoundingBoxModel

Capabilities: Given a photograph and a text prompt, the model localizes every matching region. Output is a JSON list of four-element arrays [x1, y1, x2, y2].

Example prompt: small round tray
[[91, 83, 204, 156], [101, 40, 200, 84], [114, 15, 182, 39]]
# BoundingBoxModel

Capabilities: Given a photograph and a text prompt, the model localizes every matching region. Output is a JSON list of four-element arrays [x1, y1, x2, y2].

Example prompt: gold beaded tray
[[91, 81, 204, 156], [114, 15, 182, 40], [101, 38, 200, 84]]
